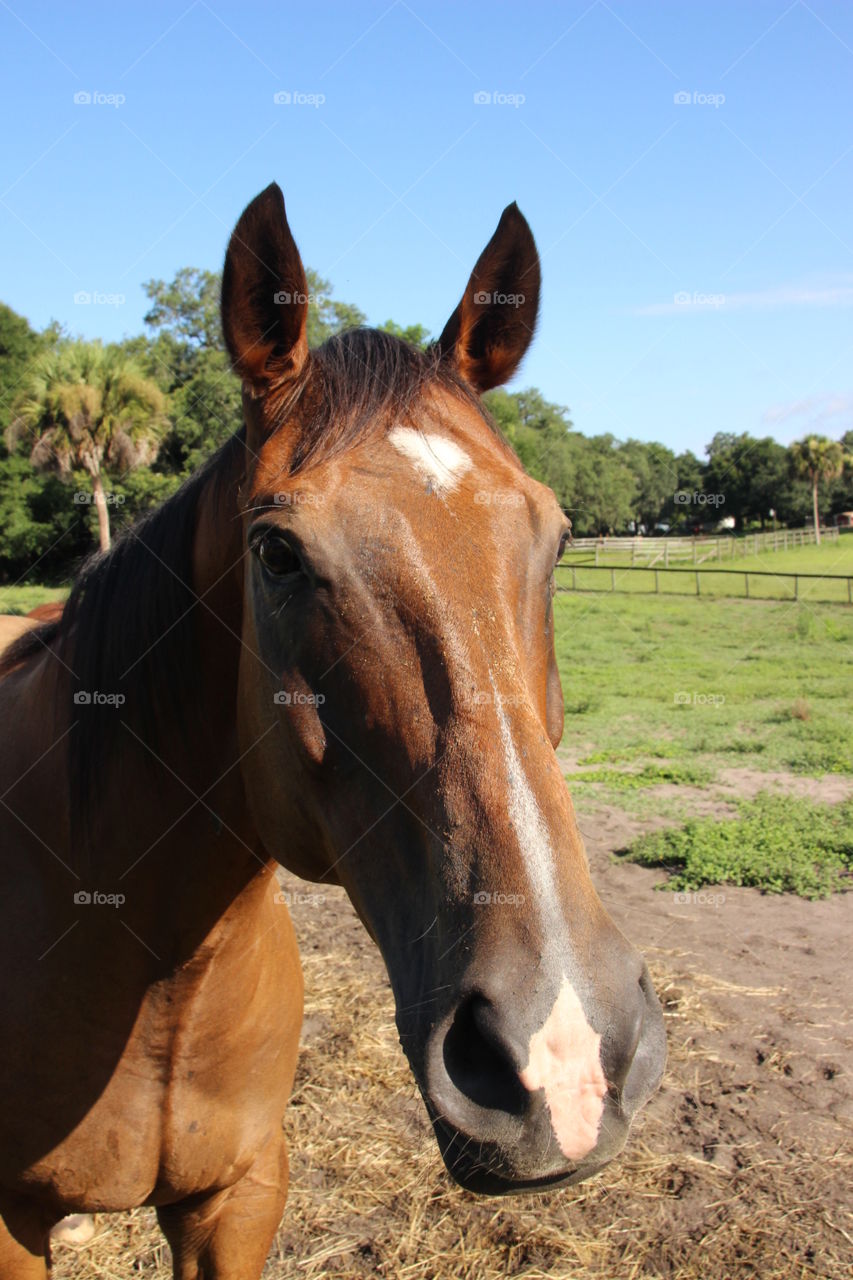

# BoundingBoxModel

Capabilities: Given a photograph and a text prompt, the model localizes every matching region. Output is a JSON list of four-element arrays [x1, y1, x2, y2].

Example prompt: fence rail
[[555, 562, 853, 604], [567, 526, 840, 567]]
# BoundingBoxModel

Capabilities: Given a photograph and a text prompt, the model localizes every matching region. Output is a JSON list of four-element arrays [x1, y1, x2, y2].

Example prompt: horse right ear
[[221, 183, 309, 395]]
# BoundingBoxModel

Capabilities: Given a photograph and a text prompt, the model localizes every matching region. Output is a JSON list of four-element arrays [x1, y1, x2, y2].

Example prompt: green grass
[[565, 761, 713, 789], [555, 590, 853, 895], [554, 591, 853, 779], [619, 793, 853, 899], [0, 584, 68, 615]]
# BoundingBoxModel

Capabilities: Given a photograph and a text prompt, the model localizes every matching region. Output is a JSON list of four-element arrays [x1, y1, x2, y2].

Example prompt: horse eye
[[256, 531, 302, 577], [556, 531, 570, 564]]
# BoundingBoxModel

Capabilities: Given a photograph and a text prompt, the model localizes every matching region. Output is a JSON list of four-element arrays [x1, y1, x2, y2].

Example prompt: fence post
[[744, 572, 749, 599], [595, 543, 599, 566], [695, 570, 700, 596], [795, 575, 799, 600], [665, 541, 669, 568], [655, 568, 660, 594]]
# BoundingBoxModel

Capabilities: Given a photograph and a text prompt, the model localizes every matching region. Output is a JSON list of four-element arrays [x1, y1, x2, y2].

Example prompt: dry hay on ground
[[52, 887, 852, 1280]]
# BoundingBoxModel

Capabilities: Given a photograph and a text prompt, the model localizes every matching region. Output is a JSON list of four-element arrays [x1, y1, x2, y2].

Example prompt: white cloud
[[761, 392, 853, 441]]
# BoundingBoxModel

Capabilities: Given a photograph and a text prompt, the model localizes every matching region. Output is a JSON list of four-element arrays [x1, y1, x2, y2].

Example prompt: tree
[[378, 319, 431, 350], [12, 341, 168, 551], [620, 440, 678, 529], [789, 435, 849, 545], [0, 304, 61, 433]]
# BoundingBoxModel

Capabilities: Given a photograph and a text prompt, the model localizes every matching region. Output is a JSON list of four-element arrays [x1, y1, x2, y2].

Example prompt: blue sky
[[2, 0, 852, 458]]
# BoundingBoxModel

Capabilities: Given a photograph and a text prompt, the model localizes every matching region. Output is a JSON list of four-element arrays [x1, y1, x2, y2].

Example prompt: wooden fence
[[567, 526, 840, 567], [555, 563, 853, 605]]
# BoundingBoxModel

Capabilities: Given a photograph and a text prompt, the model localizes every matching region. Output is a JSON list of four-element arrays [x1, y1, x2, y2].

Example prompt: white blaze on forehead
[[388, 426, 472, 494], [520, 976, 607, 1161]]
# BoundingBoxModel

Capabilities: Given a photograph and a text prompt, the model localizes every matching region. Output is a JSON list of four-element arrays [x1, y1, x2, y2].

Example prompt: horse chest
[[6, 905, 302, 1211]]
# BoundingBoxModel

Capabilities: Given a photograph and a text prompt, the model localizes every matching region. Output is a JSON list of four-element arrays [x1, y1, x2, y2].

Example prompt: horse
[[0, 605, 66, 657], [0, 183, 665, 1279], [0, 616, 38, 653]]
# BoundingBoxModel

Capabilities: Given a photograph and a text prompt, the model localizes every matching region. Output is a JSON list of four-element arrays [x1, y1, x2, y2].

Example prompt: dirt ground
[[52, 793, 852, 1280]]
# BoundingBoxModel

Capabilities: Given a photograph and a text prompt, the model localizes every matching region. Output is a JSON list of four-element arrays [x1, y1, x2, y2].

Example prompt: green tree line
[[1, 276, 852, 583]]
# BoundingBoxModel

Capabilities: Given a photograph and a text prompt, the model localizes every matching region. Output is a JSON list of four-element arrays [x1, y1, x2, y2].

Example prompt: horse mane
[[0, 329, 512, 868]]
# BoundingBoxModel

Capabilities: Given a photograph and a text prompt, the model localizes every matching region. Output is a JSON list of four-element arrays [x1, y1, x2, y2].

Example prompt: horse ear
[[221, 183, 309, 394], [436, 203, 540, 393]]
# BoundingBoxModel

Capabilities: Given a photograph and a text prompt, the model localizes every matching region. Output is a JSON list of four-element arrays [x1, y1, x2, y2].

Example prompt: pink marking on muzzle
[[519, 976, 608, 1161]]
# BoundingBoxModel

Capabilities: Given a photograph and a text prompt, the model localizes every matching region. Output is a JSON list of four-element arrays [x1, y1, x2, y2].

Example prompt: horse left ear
[[436, 203, 541, 393], [221, 183, 309, 395]]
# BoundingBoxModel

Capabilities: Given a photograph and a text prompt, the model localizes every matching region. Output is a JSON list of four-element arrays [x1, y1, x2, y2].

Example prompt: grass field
[[0, 584, 68, 614], [553, 589, 853, 895]]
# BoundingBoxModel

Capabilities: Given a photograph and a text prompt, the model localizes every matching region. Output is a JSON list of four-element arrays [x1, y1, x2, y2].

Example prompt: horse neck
[[94, 439, 274, 941]]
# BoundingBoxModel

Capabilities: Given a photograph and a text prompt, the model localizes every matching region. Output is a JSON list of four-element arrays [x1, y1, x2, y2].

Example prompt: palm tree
[[13, 341, 168, 551], [789, 435, 848, 546]]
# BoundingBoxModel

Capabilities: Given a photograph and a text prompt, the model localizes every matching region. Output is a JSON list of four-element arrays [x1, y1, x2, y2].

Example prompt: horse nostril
[[442, 994, 528, 1116], [600, 974, 648, 1091]]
